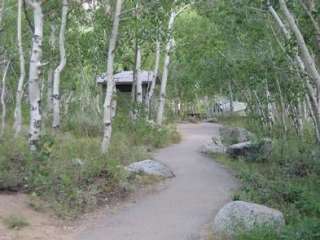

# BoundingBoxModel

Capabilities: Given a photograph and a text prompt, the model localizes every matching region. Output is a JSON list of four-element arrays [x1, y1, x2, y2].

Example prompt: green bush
[[3, 215, 30, 230], [236, 226, 279, 240], [0, 116, 180, 218], [214, 122, 320, 240]]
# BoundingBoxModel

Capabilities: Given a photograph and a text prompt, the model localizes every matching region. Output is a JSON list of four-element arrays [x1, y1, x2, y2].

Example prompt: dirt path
[[0, 194, 72, 240], [76, 123, 237, 240]]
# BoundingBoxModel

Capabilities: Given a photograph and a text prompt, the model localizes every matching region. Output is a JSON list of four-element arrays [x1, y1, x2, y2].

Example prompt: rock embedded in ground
[[200, 143, 226, 154], [226, 138, 272, 160], [200, 135, 226, 154], [212, 201, 285, 240], [126, 160, 175, 178], [219, 127, 255, 146], [206, 117, 218, 123]]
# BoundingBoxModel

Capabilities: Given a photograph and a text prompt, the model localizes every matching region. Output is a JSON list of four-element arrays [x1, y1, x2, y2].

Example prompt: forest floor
[[0, 194, 73, 240], [0, 123, 237, 240]]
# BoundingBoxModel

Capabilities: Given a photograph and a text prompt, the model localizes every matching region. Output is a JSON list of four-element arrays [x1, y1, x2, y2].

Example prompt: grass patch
[[0, 114, 180, 218], [210, 118, 320, 240], [3, 215, 30, 230]]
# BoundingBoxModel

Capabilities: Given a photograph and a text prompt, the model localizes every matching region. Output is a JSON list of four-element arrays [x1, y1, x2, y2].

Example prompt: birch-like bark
[[299, 0, 320, 51], [279, 0, 320, 91], [275, 77, 288, 133], [228, 80, 234, 112], [146, 40, 160, 109], [269, 3, 320, 138], [156, 9, 176, 125], [47, 24, 56, 115], [0, 61, 10, 137], [52, 0, 68, 129], [265, 79, 274, 126], [111, 88, 117, 118], [0, 0, 5, 26], [101, 0, 122, 153], [26, 0, 43, 151], [306, 95, 320, 141], [13, 0, 26, 136], [131, 42, 138, 102], [136, 45, 143, 104], [304, 0, 315, 12]]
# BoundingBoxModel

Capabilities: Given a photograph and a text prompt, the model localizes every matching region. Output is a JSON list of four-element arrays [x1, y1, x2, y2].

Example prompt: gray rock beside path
[[219, 127, 255, 146], [200, 143, 226, 154], [226, 138, 272, 160], [127, 160, 175, 178], [200, 135, 226, 154], [212, 201, 285, 239]]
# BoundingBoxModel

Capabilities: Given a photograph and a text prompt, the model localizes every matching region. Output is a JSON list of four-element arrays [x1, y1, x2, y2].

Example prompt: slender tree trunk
[[131, 41, 137, 102], [26, 0, 43, 151], [279, 0, 320, 91], [47, 68, 53, 113], [52, 0, 68, 129], [275, 77, 288, 133], [136, 45, 143, 104], [146, 39, 160, 112], [0, 0, 5, 26], [13, 0, 26, 136], [228, 80, 234, 112], [47, 24, 56, 115], [299, 0, 320, 51], [111, 88, 117, 118], [306, 95, 320, 141], [269, 3, 320, 138], [157, 9, 176, 125], [304, 0, 316, 12], [265, 79, 274, 126], [0, 61, 10, 137], [101, 0, 122, 153], [297, 98, 305, 136]]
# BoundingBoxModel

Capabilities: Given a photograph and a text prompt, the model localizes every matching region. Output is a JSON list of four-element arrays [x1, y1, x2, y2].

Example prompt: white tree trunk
[[136, 45, 143, 104], [275, 77, 288, 133], [52, 0, 68, 129], [26, 0, 43, 151], [47, 24, 56, 115], [299, 0, 320, 50], [111, 88, 117, 118], [156, 9, 176, 125], [279, 0, 320, 91], [13, 0, 26, 136], [265, 79, 275, 125], [146, 40, 160, 110], [228, 80, 234, 112], [269, 3, 320, 138], [101, 0, 122, 153], [0, 0, 5, 26], [0, 61, 10, 137]]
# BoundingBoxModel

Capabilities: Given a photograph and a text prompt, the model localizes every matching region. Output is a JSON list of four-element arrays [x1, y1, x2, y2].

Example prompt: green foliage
[[236, 226, 279, 240], [215, 131, 320, 239], [3, 215, 30, 230], [0, 118, 179, 218]]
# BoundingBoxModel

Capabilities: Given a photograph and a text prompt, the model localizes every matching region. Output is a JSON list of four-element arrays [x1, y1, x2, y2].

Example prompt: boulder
[[226, 138, 272, 160], [219, 127, 255, 146], [206, 117, 218, 123], [126, 160, 175, 178], [199, 143, 226, 154], [213, 201, 285, 239], [200, 135, 226, 154], [226, 141, 253, 156]]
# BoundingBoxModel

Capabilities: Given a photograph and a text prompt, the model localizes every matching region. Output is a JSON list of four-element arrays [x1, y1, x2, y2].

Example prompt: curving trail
[[77, 123, 237, 240]]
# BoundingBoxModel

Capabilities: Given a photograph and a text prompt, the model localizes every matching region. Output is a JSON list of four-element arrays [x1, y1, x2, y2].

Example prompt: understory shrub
[[0, 117, 180, 218], [216, 117, 320, 240]]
